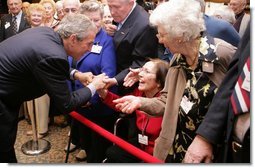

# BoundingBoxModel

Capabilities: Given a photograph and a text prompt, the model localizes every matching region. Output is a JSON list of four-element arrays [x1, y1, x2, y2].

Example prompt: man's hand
[[183, 135, 214, 163], [113, 95, 141, 114], [104, 24, 117, 36], [97, 89, 108, 99], [75, 71, 94, 86], [103, 77, 118, 89], [91, 73, 108, 90], [123, 68, 140, 87]]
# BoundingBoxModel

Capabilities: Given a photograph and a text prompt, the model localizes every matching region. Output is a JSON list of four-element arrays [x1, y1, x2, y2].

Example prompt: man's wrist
[[87, 83, 96, 97], [70, 69, 78, 81]]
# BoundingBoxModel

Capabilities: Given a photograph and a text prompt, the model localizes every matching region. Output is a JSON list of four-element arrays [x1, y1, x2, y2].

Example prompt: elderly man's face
[[63, 0, 79, 15], [7, 0, 22, 15], [229, 0, 246, 15], [107, 0, 134, 23]]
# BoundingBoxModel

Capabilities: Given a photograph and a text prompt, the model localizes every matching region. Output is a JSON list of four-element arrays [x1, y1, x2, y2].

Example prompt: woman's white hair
[[150, 0, 205, 42], [57, 13, 96, 41]]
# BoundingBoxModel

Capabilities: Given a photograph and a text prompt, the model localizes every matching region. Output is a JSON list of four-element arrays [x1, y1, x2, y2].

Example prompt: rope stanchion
[[69, 111, 164, 163]]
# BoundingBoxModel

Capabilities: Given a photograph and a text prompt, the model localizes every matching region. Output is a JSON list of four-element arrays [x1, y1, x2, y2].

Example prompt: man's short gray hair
[[62, 0, 80, 5], [150, 0, 205, 42], [80, 0, 104, 18], [57, 13, 96, 41]]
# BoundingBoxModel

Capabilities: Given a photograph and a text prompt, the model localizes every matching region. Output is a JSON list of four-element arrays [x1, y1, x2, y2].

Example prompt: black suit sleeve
[[34, 57, 92, 114], [0, 15, 6, 42], [196, 24, 250, 144], [129, 25, 158, 68], [115, 25, 158, 84]]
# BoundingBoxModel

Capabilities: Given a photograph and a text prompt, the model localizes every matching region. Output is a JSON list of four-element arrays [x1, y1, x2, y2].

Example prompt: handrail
[[69, 111, 164, 163]]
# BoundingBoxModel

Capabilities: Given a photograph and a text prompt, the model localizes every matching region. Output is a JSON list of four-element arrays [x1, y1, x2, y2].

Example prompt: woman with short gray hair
[[150, 0, 205, 43]]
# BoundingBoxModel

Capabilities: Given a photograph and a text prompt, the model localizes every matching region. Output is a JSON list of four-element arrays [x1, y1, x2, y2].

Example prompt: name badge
[[242, 72, 250, 92], [202, 61, 214, 73], [180, 95, 194, 114], [91, 44, 102, 54], [138, 134, 148, 145], [5, 22, 10, 29]]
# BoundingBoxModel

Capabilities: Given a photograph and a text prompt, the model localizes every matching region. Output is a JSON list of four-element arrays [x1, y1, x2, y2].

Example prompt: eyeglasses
[[156, 32, 168, 39], [139, 67, 155, 75]]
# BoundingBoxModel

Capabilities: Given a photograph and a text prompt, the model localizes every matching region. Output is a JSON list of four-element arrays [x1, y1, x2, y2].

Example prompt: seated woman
[[97, 58, 169, 162]]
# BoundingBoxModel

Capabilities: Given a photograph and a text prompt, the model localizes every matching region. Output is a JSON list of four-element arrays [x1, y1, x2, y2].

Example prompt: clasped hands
[[75, 71, 118, 90], [75, 72, 109, 90], [76, 68, 142, 113]]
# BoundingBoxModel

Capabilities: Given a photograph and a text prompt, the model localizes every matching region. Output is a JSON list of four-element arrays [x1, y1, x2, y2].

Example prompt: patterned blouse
[[170, 33, 219, 162]]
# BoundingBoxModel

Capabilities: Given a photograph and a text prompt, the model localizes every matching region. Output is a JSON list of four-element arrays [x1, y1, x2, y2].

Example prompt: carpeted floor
[[14, 119, 85, 163]]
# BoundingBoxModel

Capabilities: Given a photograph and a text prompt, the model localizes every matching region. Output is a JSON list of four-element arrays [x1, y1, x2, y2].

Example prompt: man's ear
[[69, 34, 77, 45]]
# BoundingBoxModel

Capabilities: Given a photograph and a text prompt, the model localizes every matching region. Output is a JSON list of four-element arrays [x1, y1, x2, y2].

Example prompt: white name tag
[[202, 61, 214, 73], [91, 44, 102, 54], [5, 22, 10, 29], [180, 95, 194, 114], [138, 134, 148, 145], [242, 72, 250, 92]]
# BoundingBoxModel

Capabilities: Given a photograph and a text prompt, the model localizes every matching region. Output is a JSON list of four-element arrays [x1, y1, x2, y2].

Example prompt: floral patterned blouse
[[169, 34, 219, 162]]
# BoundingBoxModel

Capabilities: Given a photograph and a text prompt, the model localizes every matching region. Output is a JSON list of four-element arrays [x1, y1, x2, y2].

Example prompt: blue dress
[[68, 28, 117, 117]]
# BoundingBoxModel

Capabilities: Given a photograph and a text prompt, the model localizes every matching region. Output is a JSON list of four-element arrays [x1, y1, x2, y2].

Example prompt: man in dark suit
[[0, 0, 30, 42], [105, 0, 158, 88], [0, 13, 106, 163], [183, 23, 250, 163]]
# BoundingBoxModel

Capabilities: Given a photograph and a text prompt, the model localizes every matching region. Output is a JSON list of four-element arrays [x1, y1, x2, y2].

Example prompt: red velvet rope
[[70, 111, 164, 163]]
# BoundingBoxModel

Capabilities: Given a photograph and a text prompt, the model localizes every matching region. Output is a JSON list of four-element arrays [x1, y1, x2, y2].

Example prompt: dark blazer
[[196, 23, 250, 162], [0, 11, 30, 42], [0, 27, 92, 153], [114, 4, 158, 83]]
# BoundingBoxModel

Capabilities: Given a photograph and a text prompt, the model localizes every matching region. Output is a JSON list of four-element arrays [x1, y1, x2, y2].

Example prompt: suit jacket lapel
[[18, 12, 27, 33], [114, 27, 130, 49], [6, 14, 13, 34]]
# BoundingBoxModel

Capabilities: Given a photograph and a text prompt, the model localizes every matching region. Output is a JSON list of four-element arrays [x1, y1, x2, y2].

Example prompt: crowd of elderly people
[[0, 0, 250, 163]]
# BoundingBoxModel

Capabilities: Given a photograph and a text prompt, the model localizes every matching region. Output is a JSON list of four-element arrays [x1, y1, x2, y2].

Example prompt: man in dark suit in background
[[183, 22, 250, 163], [0, 0, 30, 42], [104, 0, 158, 89], [0, 13, 106, 163]]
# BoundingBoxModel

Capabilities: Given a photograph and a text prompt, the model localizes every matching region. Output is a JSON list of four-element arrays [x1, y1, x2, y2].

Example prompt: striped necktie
[[230, 56, 250, 115], [12, 16, 17, 34]]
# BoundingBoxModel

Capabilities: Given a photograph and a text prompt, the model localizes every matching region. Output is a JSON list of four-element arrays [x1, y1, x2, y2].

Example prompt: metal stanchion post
[[65, 119, 74, 163], [21, 100, 51, 155]]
